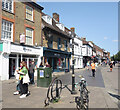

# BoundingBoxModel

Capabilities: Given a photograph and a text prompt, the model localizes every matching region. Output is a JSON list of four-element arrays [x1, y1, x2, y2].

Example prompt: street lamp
[[71, 32, 77, 94]]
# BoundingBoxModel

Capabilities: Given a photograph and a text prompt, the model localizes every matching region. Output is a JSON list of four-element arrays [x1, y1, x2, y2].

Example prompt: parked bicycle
[[44, 75, 90, 110], [75, 75, 90, 110]]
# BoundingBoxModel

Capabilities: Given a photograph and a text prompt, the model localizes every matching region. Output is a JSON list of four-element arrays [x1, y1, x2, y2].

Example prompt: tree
[[111, 51, 120, 61]]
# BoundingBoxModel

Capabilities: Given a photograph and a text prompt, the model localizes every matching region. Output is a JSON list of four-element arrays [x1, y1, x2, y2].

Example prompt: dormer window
[[42, 15, 52, 25], [56, 23, 65, 31]]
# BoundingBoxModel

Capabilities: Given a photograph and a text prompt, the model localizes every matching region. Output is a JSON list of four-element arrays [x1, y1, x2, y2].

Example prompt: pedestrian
[[39, 62, 44, 67], [45, 62, 50, 68], [87, 61, 90, 70], [16, 61, 30, 98], [91, 61, 96, 77], [109, 62, 113, 72], [29, 61, 35, 84], [113, 61, 115, 67], [95, 62, 98, 68], [13, 66, 21, 95]]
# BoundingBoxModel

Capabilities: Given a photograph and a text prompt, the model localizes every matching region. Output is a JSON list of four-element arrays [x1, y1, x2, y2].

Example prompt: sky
[[38, 2, 118, 56]]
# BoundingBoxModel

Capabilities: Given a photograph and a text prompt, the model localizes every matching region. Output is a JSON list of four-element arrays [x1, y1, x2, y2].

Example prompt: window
[[64, 40, 67, 51], [26, 28, 33, 45], [58, 38, 61, 50], [1, 20, 13, 41], [2, 0, 13, 12], [26, 5, 33, 21], [48, 36, 53, 48]]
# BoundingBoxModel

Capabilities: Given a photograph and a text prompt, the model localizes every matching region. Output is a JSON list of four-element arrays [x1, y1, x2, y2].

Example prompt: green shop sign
[[0, 43, 3, 52]]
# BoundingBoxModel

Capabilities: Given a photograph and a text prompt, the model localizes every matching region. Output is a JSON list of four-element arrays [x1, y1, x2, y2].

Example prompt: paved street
[[0, 64, 119, 109]]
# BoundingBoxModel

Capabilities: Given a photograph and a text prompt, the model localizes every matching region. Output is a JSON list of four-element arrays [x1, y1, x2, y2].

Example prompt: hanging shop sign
[[20, 34, 25, 44]]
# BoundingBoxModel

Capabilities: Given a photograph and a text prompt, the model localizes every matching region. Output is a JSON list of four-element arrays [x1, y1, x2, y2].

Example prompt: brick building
[[0, 1, 43, 80], [41, 13, 72, 72]]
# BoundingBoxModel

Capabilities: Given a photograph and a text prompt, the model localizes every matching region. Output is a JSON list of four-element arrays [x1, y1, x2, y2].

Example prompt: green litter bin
[[37, 67, 52, 87]]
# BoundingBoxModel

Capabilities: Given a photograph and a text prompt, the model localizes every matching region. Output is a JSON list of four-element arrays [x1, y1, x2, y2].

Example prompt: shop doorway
[[9, 58, 16, 79]]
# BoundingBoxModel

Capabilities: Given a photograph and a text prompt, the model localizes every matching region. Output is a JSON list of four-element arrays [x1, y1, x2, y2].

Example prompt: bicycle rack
[[44, 77, 90, 110]]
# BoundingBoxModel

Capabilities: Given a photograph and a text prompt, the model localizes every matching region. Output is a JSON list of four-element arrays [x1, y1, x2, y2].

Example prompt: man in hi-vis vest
[[91, 61, 96, 77]]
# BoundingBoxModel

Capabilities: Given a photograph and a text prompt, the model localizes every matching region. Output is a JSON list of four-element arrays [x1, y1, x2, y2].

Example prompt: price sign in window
[[40, 70, 44, 78]]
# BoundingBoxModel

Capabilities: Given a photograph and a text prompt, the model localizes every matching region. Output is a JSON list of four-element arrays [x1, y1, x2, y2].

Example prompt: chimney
[[53, 13, 59, 22], [81, 37, 86, 41], [70, 27, 75, 33]]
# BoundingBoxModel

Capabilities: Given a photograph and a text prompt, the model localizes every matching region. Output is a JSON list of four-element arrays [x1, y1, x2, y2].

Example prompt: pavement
[[0, 64, 120, 109]]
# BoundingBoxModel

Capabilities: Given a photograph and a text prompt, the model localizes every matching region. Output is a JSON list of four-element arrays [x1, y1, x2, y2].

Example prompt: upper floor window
[[64, 40, 67, 51], [1, 19, 13, 41], [48, 36, 53, 48], [58, 38, 61, 50], [2, 0, 13, 13], [26, 5, 33, 21], [26, 28, 33, 45]]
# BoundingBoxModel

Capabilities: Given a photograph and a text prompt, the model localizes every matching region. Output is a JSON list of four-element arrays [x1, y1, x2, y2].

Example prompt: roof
[[28, 1, 44, 10], [42, 14, 72, 39], [94, 44, 103, 51]]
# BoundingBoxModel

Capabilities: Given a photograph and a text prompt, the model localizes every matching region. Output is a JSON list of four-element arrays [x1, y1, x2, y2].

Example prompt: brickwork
[[2, 1, 43, 46], [43, 32, 70, 52]]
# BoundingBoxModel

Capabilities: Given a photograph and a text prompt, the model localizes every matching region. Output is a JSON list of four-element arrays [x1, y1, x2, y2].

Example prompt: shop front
[[43, 47, 71, 72], [0, 41, 43, 80]]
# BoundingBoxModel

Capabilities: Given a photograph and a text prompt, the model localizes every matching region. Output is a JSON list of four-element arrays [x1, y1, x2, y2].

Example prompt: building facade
[[94, 44, 103, 63], [0, 1, 44, 80], [70, 33, 83, 69], [81, 38, 93, 67], [42, 13, 71, 72]]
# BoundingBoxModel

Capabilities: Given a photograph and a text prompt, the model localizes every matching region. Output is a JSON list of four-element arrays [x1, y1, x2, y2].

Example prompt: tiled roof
[[42, 15, 72, 39]]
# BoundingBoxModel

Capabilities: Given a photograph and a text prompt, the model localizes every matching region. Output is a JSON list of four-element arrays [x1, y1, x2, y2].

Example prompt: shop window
[[26, 28, 33, 45], [2, 0, 13, 13], [54, 58, 66, 71], [26, 5, 33, 21], [1, 19, 13, 41], [58, 38, 61, 50], [64, 40, 67, 51]]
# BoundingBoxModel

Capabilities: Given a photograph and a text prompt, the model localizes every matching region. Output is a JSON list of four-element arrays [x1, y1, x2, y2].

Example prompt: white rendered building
[[0, 40, 43, 80], [70, 35, 83, 69]]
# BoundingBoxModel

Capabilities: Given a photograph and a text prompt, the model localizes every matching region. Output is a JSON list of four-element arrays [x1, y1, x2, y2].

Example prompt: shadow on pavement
[[108, 92, 120, 100]]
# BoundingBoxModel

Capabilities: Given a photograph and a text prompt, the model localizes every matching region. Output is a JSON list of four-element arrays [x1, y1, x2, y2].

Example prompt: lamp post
[[71, 32, 77, 94]]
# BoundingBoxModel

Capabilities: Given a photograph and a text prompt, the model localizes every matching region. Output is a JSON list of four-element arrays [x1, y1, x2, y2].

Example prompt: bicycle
[[44, 76, 62, 106], [75, 75, 90, 110], [44, 75, 90, 110]]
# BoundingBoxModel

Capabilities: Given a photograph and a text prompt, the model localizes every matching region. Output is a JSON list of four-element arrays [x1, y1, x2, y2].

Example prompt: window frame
[[58, 38, 61, 50], [1, 19, 13, 42], [26, 5, 34, 21], [64, 40, 67, 51], [25, 27, 33, 45], [2, 0, 14, 13], [48, 36, 53, 49]]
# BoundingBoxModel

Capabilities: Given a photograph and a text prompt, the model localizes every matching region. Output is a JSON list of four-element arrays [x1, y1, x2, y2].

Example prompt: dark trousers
[[92, 69, 95, 77], [19, 78, 28, 95], [30, 72, 34, 84]]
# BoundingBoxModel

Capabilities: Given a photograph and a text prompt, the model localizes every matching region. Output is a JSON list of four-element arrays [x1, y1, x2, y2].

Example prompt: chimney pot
[[70, 27, 75, 33], [53, 13, 59, 22]]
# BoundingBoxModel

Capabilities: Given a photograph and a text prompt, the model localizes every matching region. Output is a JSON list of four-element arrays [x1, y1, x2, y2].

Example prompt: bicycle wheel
[[75, 96, 82, 110], [82, 88, 89, 110], [51, 79, 62, 100]]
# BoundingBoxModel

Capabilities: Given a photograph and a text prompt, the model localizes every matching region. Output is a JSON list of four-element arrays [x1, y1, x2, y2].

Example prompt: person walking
[[91, 61, 96, 77], [17, 61, 30, 98], [87, 61, 90, 70], [45, 62, 50, 68], [113, 61, 116, 67], [109, 62, 113, 72], [13, 66, 21, 95], [39, 62, 44, 67], [29, 61, 35, 84]]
